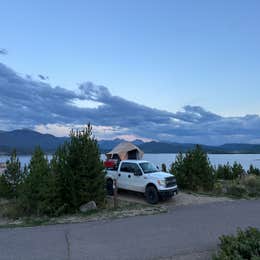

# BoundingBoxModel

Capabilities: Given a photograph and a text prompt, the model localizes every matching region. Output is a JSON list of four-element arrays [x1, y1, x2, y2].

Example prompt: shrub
[[213, 182, 223, 195], [242, 175, 260, 198], [213, 227, 260, 260], [170, 145, 214, 191], [226, 184, 247, 198]]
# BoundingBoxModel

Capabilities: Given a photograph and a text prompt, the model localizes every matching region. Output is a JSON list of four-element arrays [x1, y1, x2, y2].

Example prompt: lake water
[[1, 153, 260, 170]]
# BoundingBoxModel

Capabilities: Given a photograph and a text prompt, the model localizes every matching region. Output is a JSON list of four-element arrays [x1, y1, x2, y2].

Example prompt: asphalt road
[[0, 200, 260, 260]]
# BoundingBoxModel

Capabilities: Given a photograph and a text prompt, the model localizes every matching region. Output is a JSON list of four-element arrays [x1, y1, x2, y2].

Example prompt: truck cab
[[105, 160, 178, 204]]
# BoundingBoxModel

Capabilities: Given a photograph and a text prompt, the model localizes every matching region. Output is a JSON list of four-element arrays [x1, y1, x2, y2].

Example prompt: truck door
[[129, 163, 144, 192], [118, 162, 132, 190], [119, 162, 143, 192]]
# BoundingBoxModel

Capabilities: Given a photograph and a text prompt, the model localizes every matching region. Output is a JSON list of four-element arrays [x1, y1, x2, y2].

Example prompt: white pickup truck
[[105, 160, 178, 204]]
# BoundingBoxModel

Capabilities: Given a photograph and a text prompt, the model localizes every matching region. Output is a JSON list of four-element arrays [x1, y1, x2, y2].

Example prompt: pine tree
[[215, 162, 243, 180], [18, 124, 105, 216], [0, 175, 12, 198], [170, 145, 214, 191], [247, 164, 260, 176], [232, 162, 244, 179], [3, 150, 22, 198], [51, 143, 77, 214], [170, 152, 186, 188], [68, 124, 105, 208], [51, 124, 105, 214], [21, 147, 55, 215]]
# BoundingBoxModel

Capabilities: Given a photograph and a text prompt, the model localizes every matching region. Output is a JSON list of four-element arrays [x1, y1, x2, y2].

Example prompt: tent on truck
[[104, 142, 144, 169], [106, 142, 144, 160]]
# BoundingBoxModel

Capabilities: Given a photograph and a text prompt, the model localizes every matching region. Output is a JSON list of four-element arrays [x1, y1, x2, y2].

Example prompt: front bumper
[[159, 186, 178, 198]]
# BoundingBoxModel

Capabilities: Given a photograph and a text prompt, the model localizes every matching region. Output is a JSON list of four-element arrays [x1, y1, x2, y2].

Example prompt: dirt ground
[[0, 191, 233, 227], [116, 189, 233, 209]]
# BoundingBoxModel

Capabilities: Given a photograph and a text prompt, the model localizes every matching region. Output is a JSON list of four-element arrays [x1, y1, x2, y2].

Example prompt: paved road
[[0, 200, 260, 260]]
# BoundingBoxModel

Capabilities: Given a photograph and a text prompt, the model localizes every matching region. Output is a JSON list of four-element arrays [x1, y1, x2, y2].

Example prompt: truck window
[[120, 162, 132, 172], [139, 162, 158, 174], [120, 162, 141, 174], [131, 164, 142, 175]]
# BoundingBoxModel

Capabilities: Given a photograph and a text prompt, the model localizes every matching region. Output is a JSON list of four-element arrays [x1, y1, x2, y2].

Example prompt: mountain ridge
[[1, 129, 260, 154]]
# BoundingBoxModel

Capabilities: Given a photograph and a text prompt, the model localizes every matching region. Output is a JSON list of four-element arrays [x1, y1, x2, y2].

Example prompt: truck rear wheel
[[145, 186, 159, 204], [106, 179, 114, 196]]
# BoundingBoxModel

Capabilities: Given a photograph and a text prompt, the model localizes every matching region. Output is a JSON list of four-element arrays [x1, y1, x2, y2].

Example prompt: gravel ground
[[116, 190, 233, 209], [165, 192, 233, 208], [0, 191, 233, 227]]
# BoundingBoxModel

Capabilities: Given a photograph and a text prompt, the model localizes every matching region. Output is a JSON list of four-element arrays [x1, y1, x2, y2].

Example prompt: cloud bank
[[0, 62, 260, 144]]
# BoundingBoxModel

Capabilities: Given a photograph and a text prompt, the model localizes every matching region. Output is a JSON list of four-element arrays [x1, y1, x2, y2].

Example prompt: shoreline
[[1, 152, 260, 156]]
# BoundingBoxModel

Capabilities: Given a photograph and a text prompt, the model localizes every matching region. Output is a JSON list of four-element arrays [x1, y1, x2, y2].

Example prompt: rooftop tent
[[106, 142, 144, 161]]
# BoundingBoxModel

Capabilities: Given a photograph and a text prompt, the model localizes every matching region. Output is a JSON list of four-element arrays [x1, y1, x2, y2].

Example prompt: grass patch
[[0, 197, 166, 229], [182, 175, 260, 200], [214, 175, 260, 199]]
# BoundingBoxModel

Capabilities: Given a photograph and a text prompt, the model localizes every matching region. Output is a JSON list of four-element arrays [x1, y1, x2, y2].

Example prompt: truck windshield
[[139, 162, 158, 174]]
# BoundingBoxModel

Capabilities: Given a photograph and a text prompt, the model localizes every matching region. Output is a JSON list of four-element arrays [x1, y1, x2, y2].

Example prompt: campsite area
[[1, 196, 260, 260]]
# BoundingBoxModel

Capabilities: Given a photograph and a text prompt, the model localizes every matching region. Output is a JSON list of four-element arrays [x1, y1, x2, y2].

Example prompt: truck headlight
[[157, 179, 166, 187]]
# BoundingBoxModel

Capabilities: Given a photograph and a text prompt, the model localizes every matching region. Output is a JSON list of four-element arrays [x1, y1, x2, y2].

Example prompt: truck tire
[[145, 186, 159, 204], [106, 179, 114, 196]]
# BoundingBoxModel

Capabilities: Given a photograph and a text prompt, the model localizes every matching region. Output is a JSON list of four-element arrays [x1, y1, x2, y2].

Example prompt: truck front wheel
[[106, 179, 114, 196], [145, 186, 159, 204]]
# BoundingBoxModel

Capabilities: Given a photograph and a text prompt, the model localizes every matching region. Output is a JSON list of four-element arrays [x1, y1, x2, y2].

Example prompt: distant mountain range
[[0, 129, 67, 154], [1, 129, 260, 155]]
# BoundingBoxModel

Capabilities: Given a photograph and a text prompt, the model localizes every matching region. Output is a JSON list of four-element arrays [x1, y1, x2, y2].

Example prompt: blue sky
[[0, 0, 260, 144]]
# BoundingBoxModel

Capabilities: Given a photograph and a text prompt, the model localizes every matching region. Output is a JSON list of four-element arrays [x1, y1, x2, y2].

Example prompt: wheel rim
[[148, 190, 155, 201]]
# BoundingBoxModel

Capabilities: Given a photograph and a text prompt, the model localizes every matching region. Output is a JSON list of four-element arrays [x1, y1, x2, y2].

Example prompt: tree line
[[169, 145, 260, 192], [0, 124, 105, 217], [1, 134, 260, 217]]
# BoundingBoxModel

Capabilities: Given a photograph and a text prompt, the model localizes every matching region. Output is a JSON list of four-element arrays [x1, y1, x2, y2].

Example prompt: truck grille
[[165, 176, 177, 188]]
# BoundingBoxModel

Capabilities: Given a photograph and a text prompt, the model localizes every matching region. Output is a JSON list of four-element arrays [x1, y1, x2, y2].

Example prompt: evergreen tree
[[232, 162, 244, 179], [215, 162, 244, 180], [21, 147, 55, 215], [51, 124, 105, 214], [0, 175, 12, 198], [170, 145, 214, 191], [13, 124, 105, 217], [23, 164, 29, 178], [4, 150, 23, 198], [51, 143, 77, 214], [170, 153, 186, 187], [215, 163, 232, 180], [247, 164, 260, 176], [68, 124, 105, 207]]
